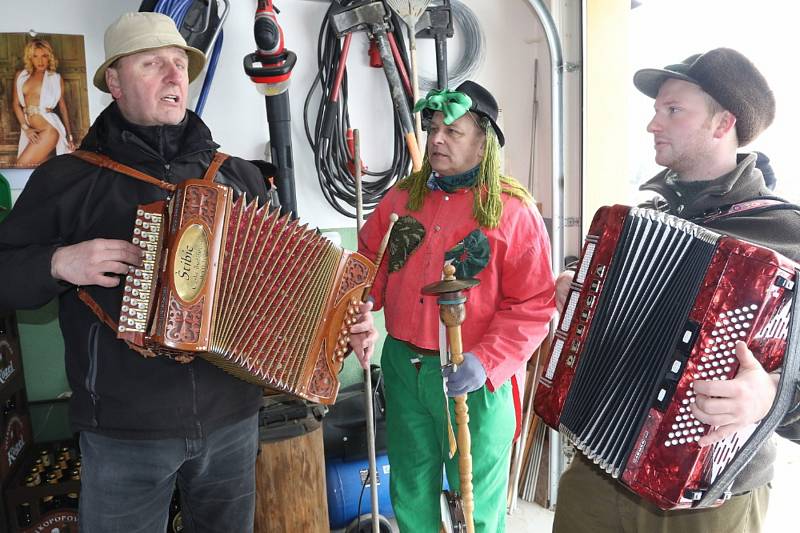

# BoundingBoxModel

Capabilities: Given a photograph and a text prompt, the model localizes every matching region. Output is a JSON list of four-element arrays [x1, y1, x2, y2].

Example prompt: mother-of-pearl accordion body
[[117, 179, 376, 404], [534, 205, 798, 509]]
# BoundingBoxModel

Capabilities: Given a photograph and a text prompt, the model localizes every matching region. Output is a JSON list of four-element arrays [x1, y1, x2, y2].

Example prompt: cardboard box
[[0, 313, 24, 399], [0, 381, 32, 485]]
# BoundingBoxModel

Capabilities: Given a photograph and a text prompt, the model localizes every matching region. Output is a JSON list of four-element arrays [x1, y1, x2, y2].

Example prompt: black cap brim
[[633, 68, 699, 98], [483, 115, 505, 147]]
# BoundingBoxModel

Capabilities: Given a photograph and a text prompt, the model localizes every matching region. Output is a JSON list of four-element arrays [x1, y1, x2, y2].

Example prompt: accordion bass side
[[117, 179, 377, 405], [534, 205, 798, 509]]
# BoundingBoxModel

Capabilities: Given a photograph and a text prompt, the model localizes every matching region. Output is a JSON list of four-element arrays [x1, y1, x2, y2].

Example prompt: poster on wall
[[0, 32, 90, 169]]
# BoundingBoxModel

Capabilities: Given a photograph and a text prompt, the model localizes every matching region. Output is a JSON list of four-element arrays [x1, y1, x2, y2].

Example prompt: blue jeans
[[78, 413, 259, 533]]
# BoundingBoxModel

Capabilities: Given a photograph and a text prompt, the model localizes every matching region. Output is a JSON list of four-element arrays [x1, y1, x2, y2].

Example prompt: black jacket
[[0, 103, 268, 439], [640, 152, 800, 493]]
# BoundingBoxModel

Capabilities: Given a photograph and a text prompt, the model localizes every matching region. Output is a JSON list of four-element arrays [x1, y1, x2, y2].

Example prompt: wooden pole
[[423, 264, 480, 533]]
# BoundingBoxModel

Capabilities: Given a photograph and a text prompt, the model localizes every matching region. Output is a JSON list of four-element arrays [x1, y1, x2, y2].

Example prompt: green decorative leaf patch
[[388, 216, 426, 273], [445, 229, 490, 279]]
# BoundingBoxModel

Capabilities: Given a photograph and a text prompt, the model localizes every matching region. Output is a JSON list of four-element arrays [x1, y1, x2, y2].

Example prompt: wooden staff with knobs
[[422, 264, 480, 533]]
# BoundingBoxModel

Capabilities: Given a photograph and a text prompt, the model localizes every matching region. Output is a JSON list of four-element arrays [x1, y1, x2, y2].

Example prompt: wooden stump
[[254, 426, 329, 533]]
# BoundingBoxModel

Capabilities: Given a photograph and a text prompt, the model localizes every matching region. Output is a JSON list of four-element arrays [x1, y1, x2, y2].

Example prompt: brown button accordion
[[116, 179, 376, 405], [534, 205, 800, 509]]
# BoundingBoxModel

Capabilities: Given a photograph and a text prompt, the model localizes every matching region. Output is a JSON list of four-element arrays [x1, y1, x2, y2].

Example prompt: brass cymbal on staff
[[422, 264, 480, 533]]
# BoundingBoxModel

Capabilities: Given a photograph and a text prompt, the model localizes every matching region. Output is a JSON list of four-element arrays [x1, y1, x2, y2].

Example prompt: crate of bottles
[[0, 379, 32, 484], [0, 312, 24, 400], [4, 438, 81, 532]]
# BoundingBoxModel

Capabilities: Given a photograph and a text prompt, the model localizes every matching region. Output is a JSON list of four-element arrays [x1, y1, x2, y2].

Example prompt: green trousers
[[552, 454, 770, 533], [382, 336, 516, 533]]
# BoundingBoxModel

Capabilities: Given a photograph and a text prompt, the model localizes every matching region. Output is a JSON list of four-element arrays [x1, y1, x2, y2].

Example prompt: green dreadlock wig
[[398, 117, 533, 228]]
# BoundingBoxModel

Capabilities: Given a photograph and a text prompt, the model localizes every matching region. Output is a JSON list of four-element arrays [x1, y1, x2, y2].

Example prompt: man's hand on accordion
[[51, 238, 143, 287], [349, 300, 379, 370], [555, 270, 575, 313], [691, 340, 780, 446]]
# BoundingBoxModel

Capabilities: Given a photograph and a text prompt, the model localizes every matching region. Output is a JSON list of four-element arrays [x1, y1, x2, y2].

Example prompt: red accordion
[[534, 205, 799, 509], [116, 179, 376, 405]]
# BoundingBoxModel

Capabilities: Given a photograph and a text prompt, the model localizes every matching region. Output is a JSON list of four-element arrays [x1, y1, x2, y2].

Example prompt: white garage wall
[[0, 0, 553, 230]]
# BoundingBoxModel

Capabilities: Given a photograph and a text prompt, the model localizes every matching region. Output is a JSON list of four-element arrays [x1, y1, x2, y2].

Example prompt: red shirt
[[359, 185, 556, 396]]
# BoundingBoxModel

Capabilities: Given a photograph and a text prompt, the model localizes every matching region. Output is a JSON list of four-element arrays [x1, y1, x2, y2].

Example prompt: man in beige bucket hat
[[0, 11, 378, 532]]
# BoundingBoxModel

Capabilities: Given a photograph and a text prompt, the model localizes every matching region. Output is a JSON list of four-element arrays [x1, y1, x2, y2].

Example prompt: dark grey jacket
[[640, 152, 800, 493], [0, 103, 267, 439]]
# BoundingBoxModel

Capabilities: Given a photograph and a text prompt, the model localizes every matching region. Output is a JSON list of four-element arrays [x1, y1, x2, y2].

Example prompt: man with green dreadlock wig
[[356, 80, 556, 532]]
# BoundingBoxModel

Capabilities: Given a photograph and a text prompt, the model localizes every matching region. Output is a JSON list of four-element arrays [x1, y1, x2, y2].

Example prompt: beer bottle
[[26, 469, 41, 486], [56, 453, 69, 470], [43, 471, 62, 511], [66, 492, 80, 509], [58, 445, 72, 461], [39, 448, 53, 468], [68, 468, 81, 481], [3, 393, 16, 416], [17, 502, 33, 528], [40, 494, 57, 514], [168, 491, 184, 532]]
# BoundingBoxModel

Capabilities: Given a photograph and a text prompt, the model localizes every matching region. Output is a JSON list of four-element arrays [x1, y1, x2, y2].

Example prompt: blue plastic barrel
[[326, 454, 394, 529]]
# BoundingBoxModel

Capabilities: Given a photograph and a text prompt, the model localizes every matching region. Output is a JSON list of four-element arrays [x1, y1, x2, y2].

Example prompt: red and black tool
[[243, 0, 298, 217], [330, 0, 422, 172]]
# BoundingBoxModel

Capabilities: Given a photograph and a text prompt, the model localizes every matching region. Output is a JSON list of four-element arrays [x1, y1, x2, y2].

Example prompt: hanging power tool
[[417, 0, 454, 90], [243, 0, 298, 217]]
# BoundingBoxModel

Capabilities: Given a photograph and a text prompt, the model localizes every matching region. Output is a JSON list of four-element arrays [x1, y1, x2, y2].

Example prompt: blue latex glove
[[443, 352, 487, 397]]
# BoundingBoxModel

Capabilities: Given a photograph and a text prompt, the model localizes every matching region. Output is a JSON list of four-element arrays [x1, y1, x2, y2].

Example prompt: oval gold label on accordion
[[173, 223, 209, 302]]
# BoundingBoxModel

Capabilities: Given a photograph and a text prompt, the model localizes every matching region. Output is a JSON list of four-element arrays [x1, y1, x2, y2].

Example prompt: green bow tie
[[413, 89, 473, 125]]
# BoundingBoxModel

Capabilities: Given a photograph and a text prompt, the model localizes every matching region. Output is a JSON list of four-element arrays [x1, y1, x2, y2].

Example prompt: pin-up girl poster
[[1, 33, 90, 168]]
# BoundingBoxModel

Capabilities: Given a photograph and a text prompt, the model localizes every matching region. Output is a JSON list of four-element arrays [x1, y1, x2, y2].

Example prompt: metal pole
[[525, 0, 566, 510], [355, 130, 380, 533]]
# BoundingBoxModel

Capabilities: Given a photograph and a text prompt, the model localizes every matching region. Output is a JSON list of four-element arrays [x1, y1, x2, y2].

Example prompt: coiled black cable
[[304, 0, 414, 218]]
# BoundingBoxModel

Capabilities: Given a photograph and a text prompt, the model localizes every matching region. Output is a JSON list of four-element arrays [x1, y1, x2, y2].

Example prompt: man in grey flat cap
[[0, 12, 376, 532], [552, 48, 800, 532]]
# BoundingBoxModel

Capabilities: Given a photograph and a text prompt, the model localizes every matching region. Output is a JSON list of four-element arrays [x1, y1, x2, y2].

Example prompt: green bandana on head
[[413, 88, 473, 125]]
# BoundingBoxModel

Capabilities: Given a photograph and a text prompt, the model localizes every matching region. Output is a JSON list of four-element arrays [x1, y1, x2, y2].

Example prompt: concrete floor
[[380, 498, 554, 532], [507, 498, 555, 532]]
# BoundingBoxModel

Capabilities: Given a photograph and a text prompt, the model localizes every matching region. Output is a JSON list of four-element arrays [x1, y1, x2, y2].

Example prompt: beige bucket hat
[[93, 12, 206, 93]]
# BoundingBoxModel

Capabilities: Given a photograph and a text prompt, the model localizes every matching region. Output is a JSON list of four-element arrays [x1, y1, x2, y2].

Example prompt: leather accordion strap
[[696, 267, 800, 507], [76, 288, 156, 358], [71, 150, 176, 192], [698, 197, 800, 224], [202, 152, 230, 181]]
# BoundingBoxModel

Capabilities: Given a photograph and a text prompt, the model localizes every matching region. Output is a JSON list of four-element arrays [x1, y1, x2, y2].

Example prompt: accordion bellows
[[534, 205, 797, 509], [117, 180, 376, 404]]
